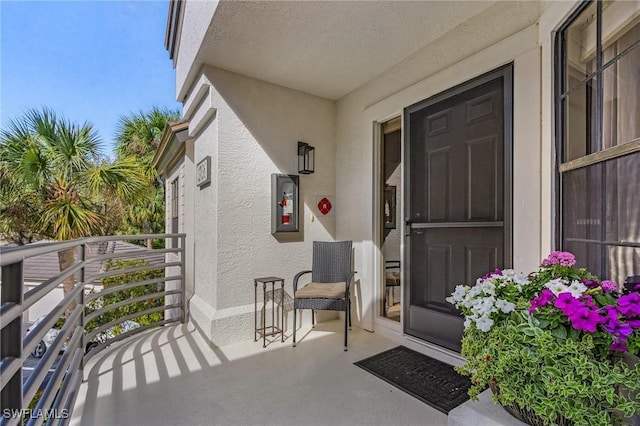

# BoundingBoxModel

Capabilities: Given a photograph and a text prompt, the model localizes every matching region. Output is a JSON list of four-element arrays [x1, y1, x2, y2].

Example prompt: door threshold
[[374, 320, 465, 366], [403, 335, 465, 366]]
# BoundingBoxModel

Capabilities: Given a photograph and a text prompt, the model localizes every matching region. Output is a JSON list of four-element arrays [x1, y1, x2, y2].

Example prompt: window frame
[[170, 177, 179, 247], [554, 0, 640, 278]]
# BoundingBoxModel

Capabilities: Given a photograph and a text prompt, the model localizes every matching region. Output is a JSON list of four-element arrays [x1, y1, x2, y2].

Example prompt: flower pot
[[489, 383, 572, 426], [619, 353, 640, 426]]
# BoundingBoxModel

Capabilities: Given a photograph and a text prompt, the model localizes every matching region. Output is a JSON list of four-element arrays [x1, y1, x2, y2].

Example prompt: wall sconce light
[[298, 141, 315, 174]]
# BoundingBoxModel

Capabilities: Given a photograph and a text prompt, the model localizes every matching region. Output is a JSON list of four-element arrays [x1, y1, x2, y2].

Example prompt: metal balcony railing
[[0, 234, 186, 426]]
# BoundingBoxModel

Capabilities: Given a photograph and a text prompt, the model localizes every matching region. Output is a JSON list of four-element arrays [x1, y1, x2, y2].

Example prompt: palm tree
[[0, 108, 147, 315], [114, 107, 180, 248]]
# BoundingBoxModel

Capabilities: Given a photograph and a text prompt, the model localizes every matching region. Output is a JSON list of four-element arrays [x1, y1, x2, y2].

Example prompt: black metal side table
[[254, 276, 285, 348]]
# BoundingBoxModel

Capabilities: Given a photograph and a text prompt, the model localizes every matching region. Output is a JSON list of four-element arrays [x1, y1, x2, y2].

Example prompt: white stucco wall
[[173, 0, 587, 347], [183, 66, 337, 345], [175, 0, 219, 102]]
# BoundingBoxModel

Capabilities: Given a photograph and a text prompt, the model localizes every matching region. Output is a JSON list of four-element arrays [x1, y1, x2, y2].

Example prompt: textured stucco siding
[[183, 66, 337, 345], [175, 0, 219, 102], [172, 0, 585, 345]]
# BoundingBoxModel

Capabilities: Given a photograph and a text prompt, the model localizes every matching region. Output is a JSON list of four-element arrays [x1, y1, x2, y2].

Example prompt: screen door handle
[[404, 218, 412, 236]]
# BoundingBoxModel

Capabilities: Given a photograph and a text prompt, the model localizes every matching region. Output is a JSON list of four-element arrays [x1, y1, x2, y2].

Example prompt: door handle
[[404, 218, 413, 237]]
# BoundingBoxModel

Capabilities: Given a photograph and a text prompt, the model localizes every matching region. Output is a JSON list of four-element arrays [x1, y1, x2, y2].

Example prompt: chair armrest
[[345, 271, 357, 297], [293, 270, 312, 293]]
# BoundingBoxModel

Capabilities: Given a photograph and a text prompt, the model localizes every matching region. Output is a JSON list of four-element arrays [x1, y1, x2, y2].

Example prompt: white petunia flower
[[475, 316, 494, 332], [495, 299, 515, 313], [513, 273, 530, 286], [481, 281, 496, 295], [446, 285, 468, 304], [545, 278, 568, 296], [501, 269, 516, 280], [567, 280, 588, 298], [468, 285, 482, 298], [463, 318, 472, 329]]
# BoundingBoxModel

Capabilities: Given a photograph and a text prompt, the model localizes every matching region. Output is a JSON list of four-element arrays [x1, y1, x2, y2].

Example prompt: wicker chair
[[292, 241, 354, 351]]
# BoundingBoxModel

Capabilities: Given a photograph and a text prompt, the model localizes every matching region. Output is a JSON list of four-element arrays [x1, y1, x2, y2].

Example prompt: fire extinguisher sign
[[316, 195, 334, 216]]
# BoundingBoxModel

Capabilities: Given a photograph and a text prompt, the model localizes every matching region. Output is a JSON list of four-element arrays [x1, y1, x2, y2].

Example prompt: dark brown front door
[[404, 66, 512, 352]]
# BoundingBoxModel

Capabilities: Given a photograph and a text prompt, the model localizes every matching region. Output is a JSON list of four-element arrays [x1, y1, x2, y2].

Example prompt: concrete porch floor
[[71, 320, 449, 426]]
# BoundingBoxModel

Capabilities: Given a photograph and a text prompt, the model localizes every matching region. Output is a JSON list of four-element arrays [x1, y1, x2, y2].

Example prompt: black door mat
[[354, 346, 471, 414]]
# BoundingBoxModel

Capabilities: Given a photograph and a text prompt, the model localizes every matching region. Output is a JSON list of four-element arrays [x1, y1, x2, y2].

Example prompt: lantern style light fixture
[[297, 141, 315, 174]]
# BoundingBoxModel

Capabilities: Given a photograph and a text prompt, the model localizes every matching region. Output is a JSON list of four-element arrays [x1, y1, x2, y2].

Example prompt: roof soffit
[[193, 0, 506, 100]]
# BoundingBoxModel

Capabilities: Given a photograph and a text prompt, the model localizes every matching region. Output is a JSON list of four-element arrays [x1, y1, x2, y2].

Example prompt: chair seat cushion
[[295, 282, 346, 299], [386, 271, 400, 286]]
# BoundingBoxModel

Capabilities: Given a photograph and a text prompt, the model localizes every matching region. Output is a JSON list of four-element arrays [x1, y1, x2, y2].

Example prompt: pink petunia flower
[[581, 279, 599, 288], [568, 306, 602, 332], [603, 319, 633, 340], [610, 341, 628, 352], [627, 319, 640, 329], [529, 289, 555, 314], [482, 268, 503, 280], [617, 293, 640, 317], [555, 292, 582, 316]]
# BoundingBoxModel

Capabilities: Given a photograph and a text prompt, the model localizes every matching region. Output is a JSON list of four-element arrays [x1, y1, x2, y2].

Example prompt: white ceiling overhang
[[192, 1, 511, 100]]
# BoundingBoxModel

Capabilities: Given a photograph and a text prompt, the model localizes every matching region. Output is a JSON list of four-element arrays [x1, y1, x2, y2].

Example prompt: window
[[171, 178, 179, 247], [555, 0, 640, 285]]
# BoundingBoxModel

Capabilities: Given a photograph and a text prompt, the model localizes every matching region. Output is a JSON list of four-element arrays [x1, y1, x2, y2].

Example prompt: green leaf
[[537, 319, 550, 329], [551, 326, 567, 340], [542, 366, 562, 378]]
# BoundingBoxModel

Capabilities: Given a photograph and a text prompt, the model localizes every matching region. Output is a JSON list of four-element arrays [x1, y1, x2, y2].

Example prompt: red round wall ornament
[[317, 197, 332, 215]]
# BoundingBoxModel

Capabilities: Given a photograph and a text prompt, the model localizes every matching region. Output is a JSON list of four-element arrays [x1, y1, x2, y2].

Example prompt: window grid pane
[[557, 1, 640, 285]]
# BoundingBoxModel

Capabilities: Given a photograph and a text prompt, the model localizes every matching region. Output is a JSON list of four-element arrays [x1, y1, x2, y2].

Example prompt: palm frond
[[86, 157, 149, 203], [40, 196, 103, 240], [114, 107, 180, 157], [46, 118, 102, 178]]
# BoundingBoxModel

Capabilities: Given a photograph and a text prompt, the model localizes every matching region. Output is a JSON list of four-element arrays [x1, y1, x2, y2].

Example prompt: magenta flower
[[580, 295, 597, 310], [568, 307, 602, 332], [628, 319, 640, 329], [617, 293, 640, 317], [610, 341, 628, 352], [603, 319, 633, 340], [482, 269, 503, 280], [582, 279, 599, 288], [603, 305, 619, 322], [541, 251, 576, 267], [555, 292, 582, 315], [529, 289, 555, 314], [600, 280, 618, 292]]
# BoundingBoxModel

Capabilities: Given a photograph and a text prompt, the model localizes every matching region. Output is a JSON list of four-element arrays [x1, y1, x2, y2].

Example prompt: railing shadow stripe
[[0, 234, 186, 425]]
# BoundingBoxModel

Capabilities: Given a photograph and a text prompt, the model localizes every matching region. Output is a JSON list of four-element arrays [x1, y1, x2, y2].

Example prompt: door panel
[[404, 66, 512, 352]]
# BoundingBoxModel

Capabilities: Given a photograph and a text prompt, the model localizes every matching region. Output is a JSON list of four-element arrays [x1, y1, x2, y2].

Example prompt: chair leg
[[293, 307, 297, 347], [348, 298, 352, 330], [344, 306, 348, 351], [311, 310, 315, 328]]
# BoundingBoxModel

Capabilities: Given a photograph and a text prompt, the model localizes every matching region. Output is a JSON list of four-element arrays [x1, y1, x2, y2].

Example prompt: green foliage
[[452, 251, 640, 426], [114, 107, 179, 247], [459, 318, 640, 425], [85, 259, 165, 341], [0, 107, 149, 243]]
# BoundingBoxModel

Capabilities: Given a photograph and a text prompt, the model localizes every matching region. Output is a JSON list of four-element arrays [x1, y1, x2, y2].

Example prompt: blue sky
[[1, 0, 181, 156]]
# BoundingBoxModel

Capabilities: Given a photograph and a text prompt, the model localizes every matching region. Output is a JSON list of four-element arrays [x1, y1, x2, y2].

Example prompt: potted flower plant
[[447, 251, 640, 425]]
